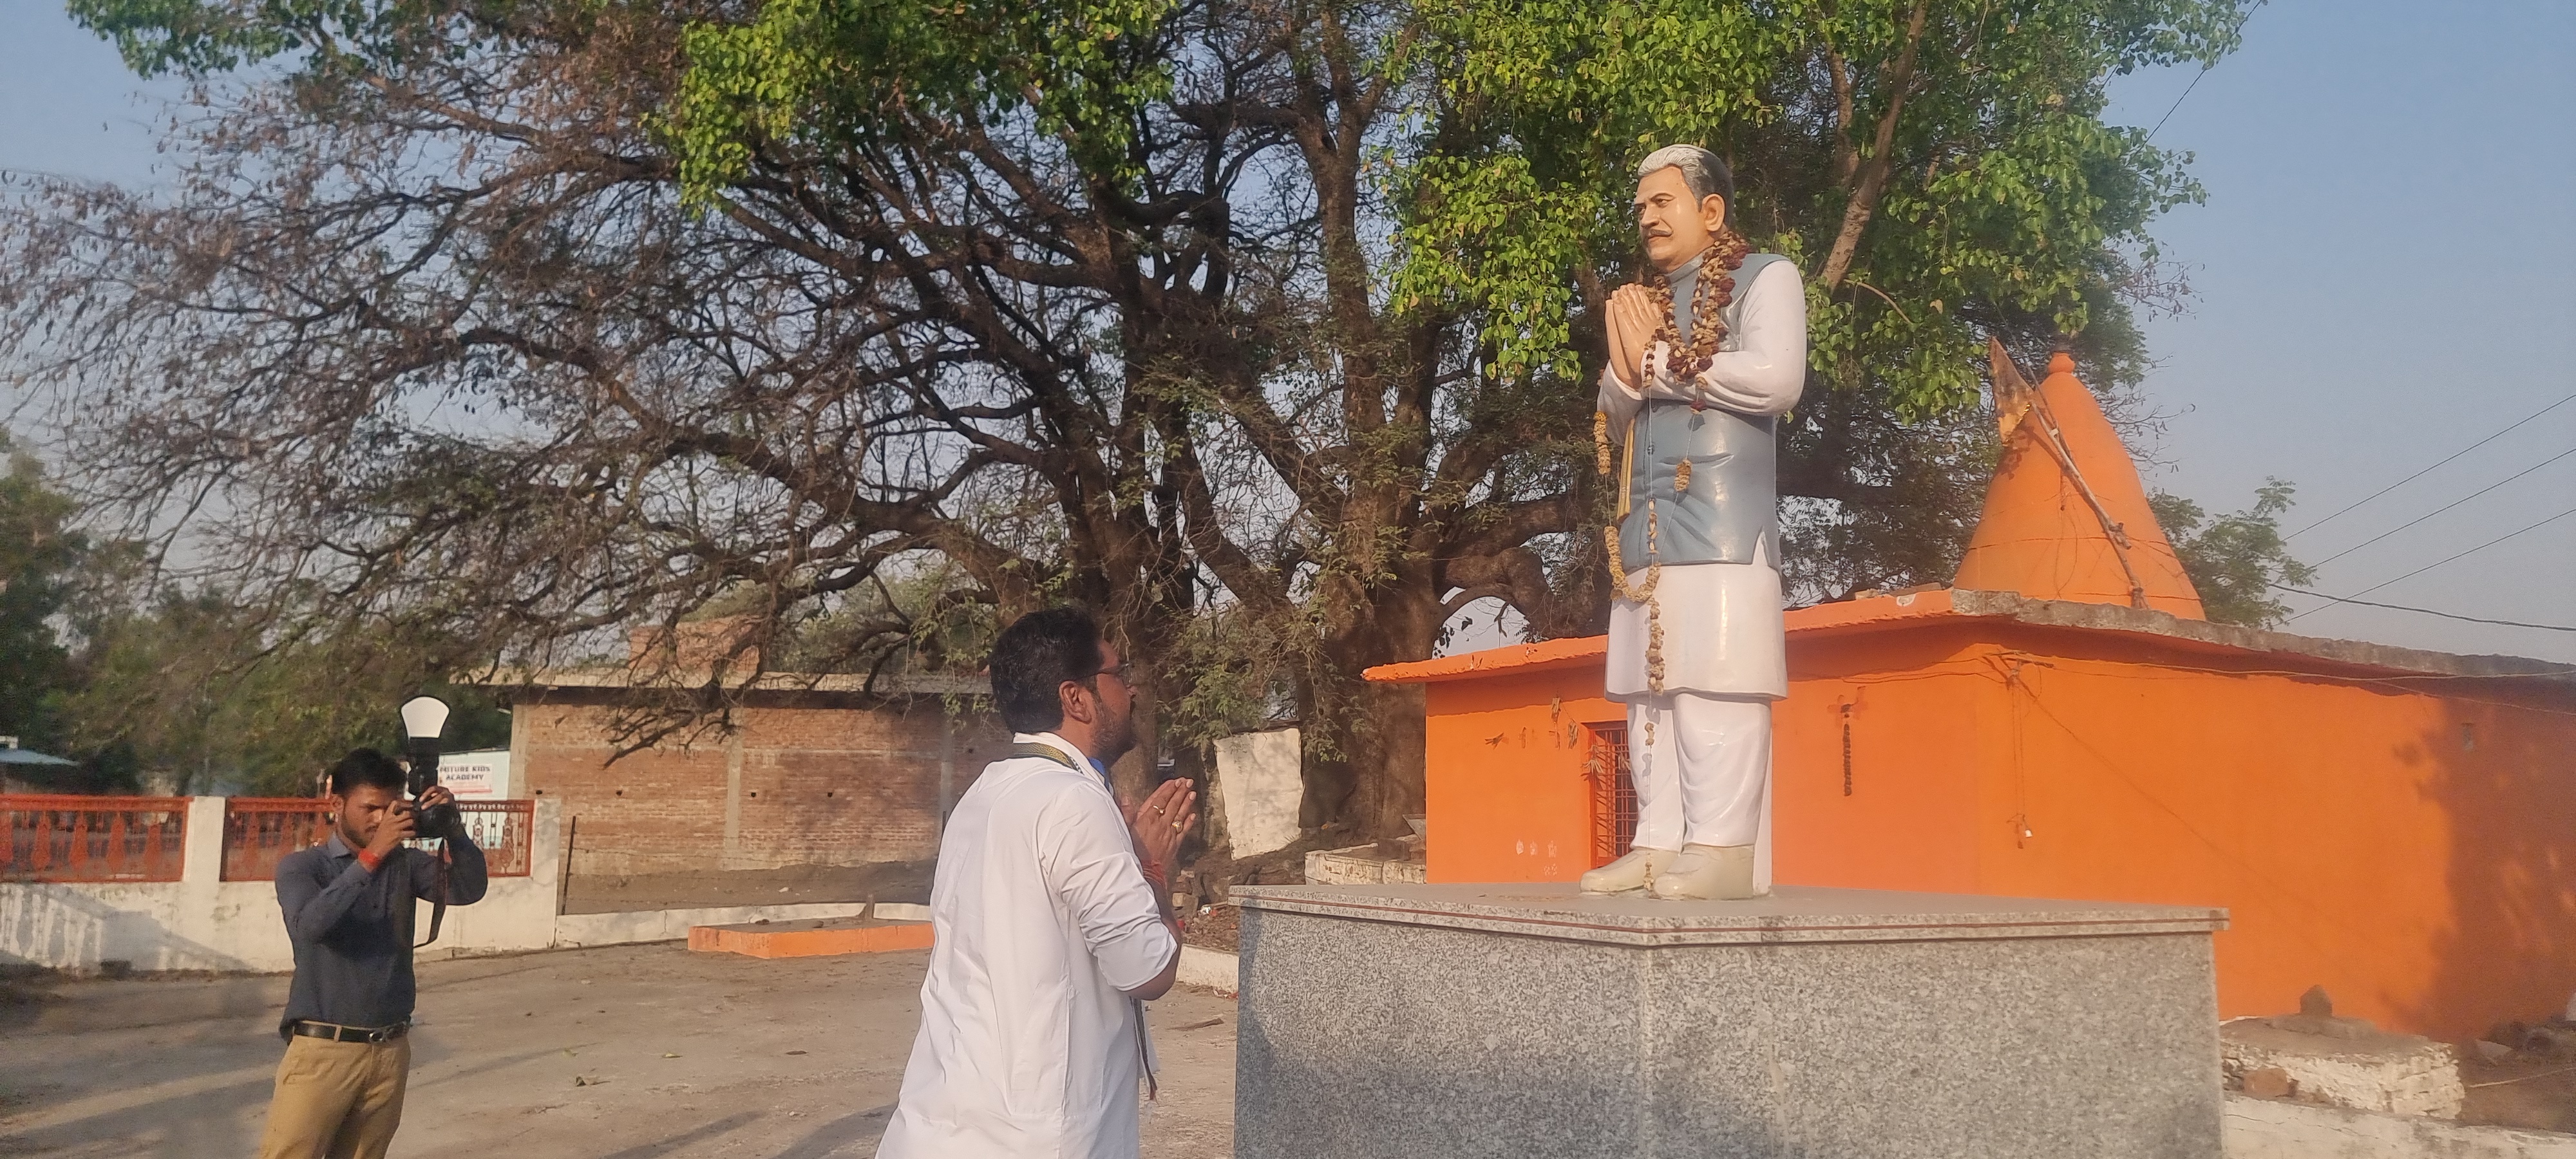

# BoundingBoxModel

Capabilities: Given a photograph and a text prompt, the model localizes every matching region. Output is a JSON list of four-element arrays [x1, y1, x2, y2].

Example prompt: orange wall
[[1419, 623, 2576, 1042], [1423, 667, 1624, 884]]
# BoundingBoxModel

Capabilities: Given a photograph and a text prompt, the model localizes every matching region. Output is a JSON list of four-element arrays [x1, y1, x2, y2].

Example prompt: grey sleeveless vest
[[1619, 251, 1788, 569]]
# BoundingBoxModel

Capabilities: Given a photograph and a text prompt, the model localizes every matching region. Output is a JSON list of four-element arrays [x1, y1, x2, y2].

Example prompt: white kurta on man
[[878, 730, 1175, 1159]]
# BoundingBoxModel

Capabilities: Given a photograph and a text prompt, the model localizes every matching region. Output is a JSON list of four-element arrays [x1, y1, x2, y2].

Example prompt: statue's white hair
[[1636, 144, 1729, 206]]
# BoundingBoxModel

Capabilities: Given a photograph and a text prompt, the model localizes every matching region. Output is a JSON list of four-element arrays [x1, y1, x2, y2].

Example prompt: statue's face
[[1634, 165, 1726, 273]]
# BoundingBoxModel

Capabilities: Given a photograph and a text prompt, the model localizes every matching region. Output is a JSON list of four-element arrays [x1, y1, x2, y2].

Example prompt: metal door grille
[[1584, 724, 1636, 868]]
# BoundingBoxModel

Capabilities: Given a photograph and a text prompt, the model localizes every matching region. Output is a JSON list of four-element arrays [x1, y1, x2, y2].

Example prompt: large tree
[[56, 584, 515, 795], [0, 431, 83, 756], [8, 0, 2243, 836]]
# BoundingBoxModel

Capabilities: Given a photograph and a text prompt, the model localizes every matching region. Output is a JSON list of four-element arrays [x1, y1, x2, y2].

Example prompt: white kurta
[[880, 731, 1177, 1159], [1597, 257, 1808, 701]]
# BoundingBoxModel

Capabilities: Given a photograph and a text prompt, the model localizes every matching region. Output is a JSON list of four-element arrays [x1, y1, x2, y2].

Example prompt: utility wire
[[2147, 65, 2212, 141], [2308, 444, 2576, 568], [2289, 505, 2576, 621], [2269, 583, 2576, 633], [2287, 390, 2576, 540]]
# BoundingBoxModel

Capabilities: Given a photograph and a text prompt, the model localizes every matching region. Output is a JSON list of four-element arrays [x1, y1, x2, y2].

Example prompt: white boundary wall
[[1177, 946, 1238, 995], [0, 797, 865, 974]]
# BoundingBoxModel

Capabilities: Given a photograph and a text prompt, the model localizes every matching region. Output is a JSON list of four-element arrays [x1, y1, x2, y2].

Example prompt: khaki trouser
[[255, 1033, 412, 1159]]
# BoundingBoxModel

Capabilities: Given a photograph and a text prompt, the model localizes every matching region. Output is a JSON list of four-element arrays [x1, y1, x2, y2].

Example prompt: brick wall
[[513, 689, 1009, 876]]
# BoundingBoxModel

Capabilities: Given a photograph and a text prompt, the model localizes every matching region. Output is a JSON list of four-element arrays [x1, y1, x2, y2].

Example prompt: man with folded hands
[[881, 607, 1200, 1159]]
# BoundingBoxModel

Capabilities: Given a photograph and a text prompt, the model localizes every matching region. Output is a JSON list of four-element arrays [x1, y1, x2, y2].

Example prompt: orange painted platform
[[687, 917, 933, 959]]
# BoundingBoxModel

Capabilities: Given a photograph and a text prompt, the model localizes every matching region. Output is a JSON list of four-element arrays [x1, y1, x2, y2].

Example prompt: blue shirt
[[274, 831, 488, 1033]]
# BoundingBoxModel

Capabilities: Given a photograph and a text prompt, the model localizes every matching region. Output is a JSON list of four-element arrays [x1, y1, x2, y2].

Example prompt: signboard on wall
[[438, 749, 513, 800]]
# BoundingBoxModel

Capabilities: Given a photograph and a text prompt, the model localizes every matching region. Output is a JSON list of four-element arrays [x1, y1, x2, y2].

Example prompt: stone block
[[1213, 728, 1303, 858], [1235, 882, 2226, 1159], [2221, 1017, 2463, 1118], [1302, 844, 1428, 886]]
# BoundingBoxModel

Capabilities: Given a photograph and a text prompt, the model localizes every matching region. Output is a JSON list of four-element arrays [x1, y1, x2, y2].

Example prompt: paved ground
[[0, 943, 1238, 1158]]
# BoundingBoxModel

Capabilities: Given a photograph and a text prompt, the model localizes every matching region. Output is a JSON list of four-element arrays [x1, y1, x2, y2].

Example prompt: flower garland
[[1647, 231, 1751, 386], [1590, 233, 1751, 696], [1602, 514, 1665, 693]]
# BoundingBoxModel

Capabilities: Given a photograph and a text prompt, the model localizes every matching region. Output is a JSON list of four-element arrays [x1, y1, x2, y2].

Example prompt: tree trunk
[[1300, 557, 1444, 838], [1350, 679, 1428, 837]]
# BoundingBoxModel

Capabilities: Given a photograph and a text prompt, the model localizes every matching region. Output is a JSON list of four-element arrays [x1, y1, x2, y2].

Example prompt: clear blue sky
[[4, 2, 2571, 663], [2103, 2, 2576, 663]]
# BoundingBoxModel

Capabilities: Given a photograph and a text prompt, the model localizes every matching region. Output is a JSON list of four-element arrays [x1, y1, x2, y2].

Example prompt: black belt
[[290, 1019, 410, 1044]]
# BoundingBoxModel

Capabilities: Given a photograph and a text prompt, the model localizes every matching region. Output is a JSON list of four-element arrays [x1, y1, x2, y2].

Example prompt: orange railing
[[222, 798, 536, 880], [1, 795, 191, 882], [221, 798, 335, 882], [456, 800, 536, 876]]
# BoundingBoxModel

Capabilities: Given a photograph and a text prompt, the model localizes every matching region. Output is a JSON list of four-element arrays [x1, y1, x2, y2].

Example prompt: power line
[[2269, 583, 2576, 633], [2287, 390, 2576, 540], [2147, 65, 2212, 141], [2308, 444, 2576, 568], [2289, 504, 2576, 621]]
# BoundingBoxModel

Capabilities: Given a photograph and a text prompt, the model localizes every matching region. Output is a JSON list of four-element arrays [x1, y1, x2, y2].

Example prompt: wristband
[[355, 848, 384, 872], [1140, 860, 1166, 890]]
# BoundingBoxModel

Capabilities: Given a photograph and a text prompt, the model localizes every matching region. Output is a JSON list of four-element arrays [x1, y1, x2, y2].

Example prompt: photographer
[[257, 748, 487, 1159]]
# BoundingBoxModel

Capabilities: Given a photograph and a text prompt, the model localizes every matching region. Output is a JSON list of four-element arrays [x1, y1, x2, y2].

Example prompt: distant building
[[0, 736, 82, 795], [486, 625, 999, 878]]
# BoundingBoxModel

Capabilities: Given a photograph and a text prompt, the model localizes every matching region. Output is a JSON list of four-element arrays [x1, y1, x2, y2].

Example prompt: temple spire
[[1952, 344, 2206, 619]]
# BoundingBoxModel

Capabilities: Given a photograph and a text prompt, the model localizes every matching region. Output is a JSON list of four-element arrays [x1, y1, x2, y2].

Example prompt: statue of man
[[1580, 144, 1807, 901]]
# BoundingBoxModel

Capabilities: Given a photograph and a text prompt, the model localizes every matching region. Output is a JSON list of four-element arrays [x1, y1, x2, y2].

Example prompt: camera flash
[[401, 695, 452, 740]]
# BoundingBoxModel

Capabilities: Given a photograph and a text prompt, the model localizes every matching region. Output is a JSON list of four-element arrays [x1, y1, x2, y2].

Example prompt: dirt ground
[[1180, 903, 1240, 953], [2462, 1055, 2576, 1133], [0, 943, 1236, 1158]]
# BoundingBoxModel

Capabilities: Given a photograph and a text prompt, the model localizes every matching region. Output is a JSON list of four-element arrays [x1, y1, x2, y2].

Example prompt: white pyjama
[[1625, 693, 1773, 887]]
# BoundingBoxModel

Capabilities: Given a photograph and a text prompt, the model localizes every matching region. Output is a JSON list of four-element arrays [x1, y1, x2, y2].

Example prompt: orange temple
[[1370, 355, 2576, 1043]]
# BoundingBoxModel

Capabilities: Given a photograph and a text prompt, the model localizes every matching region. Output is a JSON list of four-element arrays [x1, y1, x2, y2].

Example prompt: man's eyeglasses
[[1095, 661, 1136, 686]]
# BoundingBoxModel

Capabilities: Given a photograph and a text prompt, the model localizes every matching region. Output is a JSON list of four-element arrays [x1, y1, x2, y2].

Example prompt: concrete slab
[[688, 917, 933, 959], [2224, 1093, 2576, 1158], [1235, 881, 2228, 1159], [1178, 946, 1238, 995], [1302, 842, 1426, 886], [2223, 1014, 2464, 1118], [1237, 880, 2227, 945], [1213, 728, 1302, 859]]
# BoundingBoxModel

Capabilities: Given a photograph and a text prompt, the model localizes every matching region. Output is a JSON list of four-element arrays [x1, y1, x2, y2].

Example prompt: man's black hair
[[989, 607, 1106, 733], [328, 748, 407, 797]]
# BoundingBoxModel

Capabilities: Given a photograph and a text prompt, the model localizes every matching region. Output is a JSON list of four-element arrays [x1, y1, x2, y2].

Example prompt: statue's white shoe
[[1578, 847, 1676, 894], [1647, 843, 1759, 900]]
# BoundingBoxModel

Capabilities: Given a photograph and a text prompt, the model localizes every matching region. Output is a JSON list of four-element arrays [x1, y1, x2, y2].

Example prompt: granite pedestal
[[1233, 883, 2226, 1159]]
